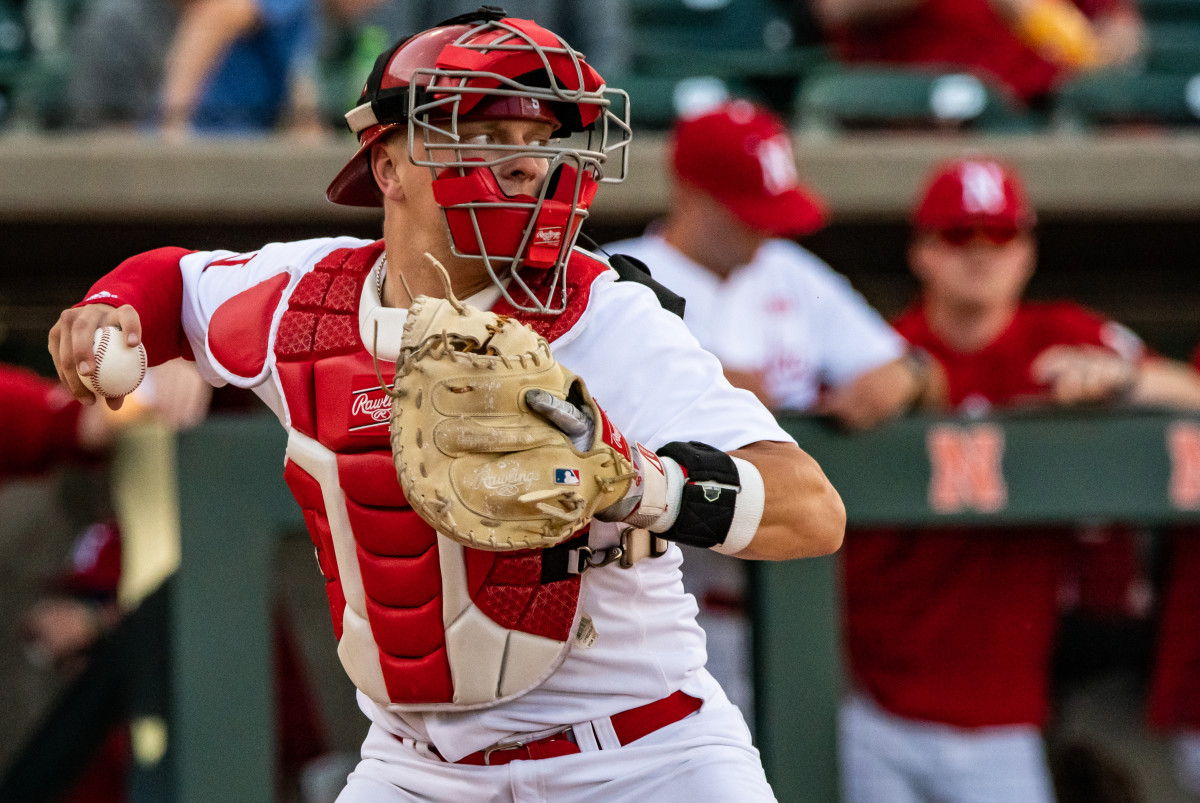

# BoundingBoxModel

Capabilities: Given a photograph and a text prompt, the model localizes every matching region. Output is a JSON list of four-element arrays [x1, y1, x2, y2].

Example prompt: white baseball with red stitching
[[88, 326, 147, 398]]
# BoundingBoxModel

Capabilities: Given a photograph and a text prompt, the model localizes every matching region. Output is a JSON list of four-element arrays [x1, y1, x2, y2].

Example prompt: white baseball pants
[[336, 696, 778, 802]]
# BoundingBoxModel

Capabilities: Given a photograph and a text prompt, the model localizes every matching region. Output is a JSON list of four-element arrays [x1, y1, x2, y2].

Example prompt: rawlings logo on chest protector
[[349, 384, 393, 433]]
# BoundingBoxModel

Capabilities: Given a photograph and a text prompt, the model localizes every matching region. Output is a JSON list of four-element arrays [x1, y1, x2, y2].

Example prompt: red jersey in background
[[842, 301, 1145, 728]]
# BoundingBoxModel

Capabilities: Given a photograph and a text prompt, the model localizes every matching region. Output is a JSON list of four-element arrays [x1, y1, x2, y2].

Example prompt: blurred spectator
[[64, 0, 319, 136], [811, 0, 1145, 106], [64, 0, 627, 135], [0, 362, 126, 477], [839, 156, 1200, 803], [158, 0, 319, 137], [1147, 342, 1200, 801], [64, 0, 176, 130], [604, 100, 940, 720], [0, 359, 209, 802]]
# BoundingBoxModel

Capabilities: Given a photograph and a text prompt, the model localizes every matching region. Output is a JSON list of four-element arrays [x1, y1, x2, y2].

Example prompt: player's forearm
[[78, 248, 193, 365], [160, 0, 261, 127], [821, 355, 939, 431], [729, 441, 845, 561], [1128, 357, 1200, 410]]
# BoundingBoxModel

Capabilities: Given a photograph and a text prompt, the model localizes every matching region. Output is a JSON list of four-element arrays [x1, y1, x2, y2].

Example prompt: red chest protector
[[272, 243, 607, 710]]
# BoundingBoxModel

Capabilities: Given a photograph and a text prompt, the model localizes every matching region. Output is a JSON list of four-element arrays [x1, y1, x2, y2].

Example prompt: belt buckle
[[483, 739, 528, 766], [481, 725, 574, 765]]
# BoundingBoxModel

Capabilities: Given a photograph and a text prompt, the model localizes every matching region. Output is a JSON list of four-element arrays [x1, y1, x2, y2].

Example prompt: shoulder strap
[[608, 253, 686, 319]]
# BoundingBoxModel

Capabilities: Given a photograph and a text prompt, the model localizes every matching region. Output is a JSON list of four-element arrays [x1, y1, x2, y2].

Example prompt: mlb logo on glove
[[555, 468, 581, 485]]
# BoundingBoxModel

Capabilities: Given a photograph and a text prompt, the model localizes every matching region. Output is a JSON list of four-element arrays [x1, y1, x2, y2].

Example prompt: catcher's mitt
[[385, 291, 635, 551]]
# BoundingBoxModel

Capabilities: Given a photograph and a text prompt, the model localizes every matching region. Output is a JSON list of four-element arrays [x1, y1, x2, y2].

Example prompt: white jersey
[[174, 236, 792, 760], [605, 233, 906, 410]]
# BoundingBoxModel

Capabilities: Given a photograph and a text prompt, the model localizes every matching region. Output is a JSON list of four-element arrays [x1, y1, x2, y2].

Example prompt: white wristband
[[710, 457, 764, 555]]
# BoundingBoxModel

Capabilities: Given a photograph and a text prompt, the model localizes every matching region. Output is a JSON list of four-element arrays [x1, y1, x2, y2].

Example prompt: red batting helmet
[[326, 6, 632, 314]]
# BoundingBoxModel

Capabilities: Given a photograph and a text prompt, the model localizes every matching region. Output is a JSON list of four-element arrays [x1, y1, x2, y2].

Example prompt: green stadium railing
[[121, 408, 1200, 801]]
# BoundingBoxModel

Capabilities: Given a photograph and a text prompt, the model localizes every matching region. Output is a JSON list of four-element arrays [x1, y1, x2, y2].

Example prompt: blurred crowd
[[0, 0, 1188, 135], [0, 0, 630, 134]]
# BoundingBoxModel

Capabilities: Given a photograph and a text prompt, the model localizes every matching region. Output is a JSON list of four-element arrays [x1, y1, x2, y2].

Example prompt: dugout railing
[[80, 409, 1200, 801]]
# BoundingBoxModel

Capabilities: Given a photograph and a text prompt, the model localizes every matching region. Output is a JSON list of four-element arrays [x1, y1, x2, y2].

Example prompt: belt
[[432, 690, 703, 766]]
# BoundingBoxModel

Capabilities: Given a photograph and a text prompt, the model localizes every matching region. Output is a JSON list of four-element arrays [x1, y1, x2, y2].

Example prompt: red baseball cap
[[913, 157, 1036, 230], [670, 100, 826, 237]]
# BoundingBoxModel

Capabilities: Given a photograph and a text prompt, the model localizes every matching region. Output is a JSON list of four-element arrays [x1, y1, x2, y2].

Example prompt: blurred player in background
[[0, 359, 211, 801], [839, 156, 1200, 802], [605, 99, 940, 721], [1147, 341, 1200, 801], [0, 358, 210, 482]]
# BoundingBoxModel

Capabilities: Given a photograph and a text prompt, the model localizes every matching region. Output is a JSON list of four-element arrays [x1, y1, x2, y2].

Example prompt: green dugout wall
[[145, 410, 1200, 801]]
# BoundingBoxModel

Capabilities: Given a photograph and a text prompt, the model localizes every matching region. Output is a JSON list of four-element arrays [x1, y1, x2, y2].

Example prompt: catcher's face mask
[[326, 8, 633, 315]]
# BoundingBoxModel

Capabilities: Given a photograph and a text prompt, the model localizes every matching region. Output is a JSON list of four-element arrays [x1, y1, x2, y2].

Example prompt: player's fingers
[[525, 389, 591, 437], [1030, 347, 1071, 383], [115, 305, 143, 346], [51, 313, 95, 403], [47, 322, 67, 387], [68, 312, 103, 377], [525, 389, 594, 451]]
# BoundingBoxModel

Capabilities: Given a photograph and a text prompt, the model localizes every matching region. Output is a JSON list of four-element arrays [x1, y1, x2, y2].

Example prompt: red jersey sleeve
[[0, 365, 91, 478], [75, 247, 196, 367]]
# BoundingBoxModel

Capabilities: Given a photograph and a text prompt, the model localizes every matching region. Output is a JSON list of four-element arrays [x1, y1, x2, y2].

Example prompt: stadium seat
[[614, 73, 758, 129], [0, 0, 85, 129], [625, 0, 830, 117], [794, 67, 1036, 134], [1137, 0, 1200, 24], [1053, 70, 1200, 128], [629, 0, 796, 72], [1146, 21, 1200, 73], [0, 0, 29, 126]]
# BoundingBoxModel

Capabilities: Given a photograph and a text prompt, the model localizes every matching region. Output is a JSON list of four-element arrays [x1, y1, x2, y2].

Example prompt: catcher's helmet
[[326, 6, 632, 314]]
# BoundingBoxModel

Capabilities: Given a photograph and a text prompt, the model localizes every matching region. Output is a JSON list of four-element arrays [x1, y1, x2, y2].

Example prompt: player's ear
[[370, 143, 406, 203]]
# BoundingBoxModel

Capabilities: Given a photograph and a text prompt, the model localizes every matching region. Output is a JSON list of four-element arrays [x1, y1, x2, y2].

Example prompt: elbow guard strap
[[654, 442, 764, 554]]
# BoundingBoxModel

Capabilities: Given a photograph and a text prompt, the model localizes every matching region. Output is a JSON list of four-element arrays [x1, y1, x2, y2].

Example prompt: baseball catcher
[[48, 6, 845, 799]]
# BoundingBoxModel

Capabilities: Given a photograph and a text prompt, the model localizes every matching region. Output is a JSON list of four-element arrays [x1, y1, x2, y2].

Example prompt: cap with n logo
[[913, 157, 1036, 230], [669, 100, 826, 238]]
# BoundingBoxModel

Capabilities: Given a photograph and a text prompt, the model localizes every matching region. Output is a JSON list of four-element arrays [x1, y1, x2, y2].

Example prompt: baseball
[[89, 326, 148, 398]]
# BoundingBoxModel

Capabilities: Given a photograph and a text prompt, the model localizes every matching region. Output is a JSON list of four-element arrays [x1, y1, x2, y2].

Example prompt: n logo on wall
[[1168, 421, 1200, 509], [926, 423, 1007, 514]]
